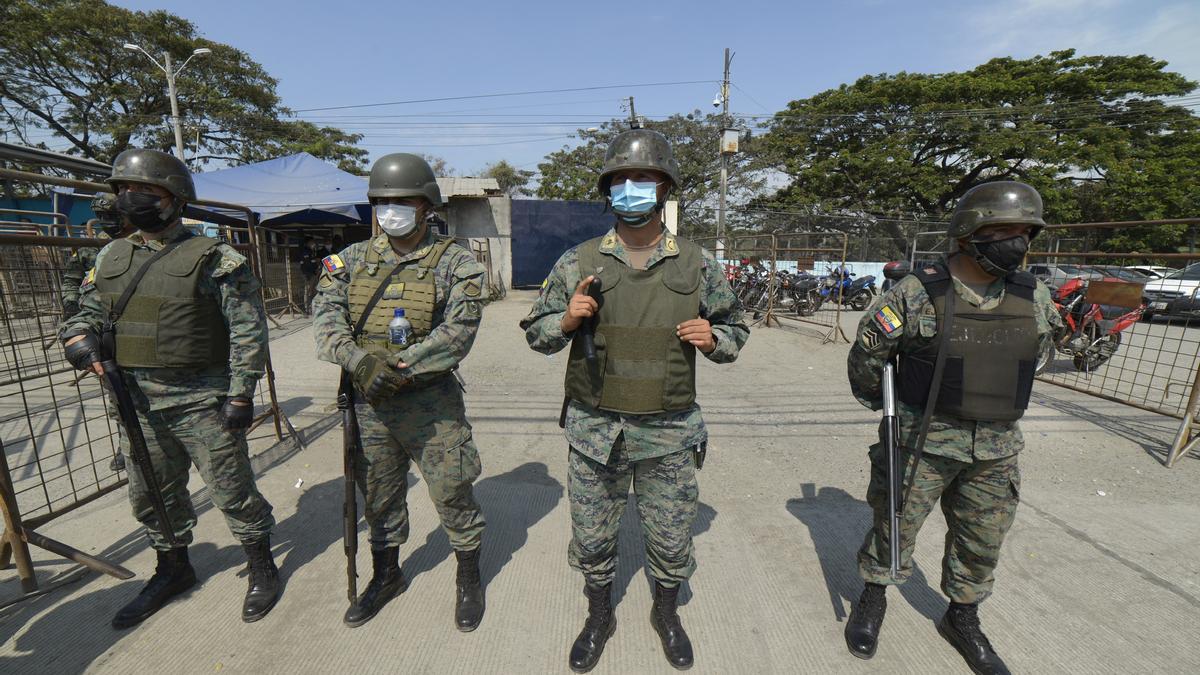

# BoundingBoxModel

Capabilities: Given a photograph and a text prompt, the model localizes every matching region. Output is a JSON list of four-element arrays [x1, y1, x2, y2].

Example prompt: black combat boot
[[845, 583, 887, 659], [241, 537, 280, 622], [569, 583, 616, 673], [343, 546, 407, 627], [650, 581, 694, 670], [938, 602, 1011, 675], [111, 547, 197, 629], [454, 547, 485, 632]]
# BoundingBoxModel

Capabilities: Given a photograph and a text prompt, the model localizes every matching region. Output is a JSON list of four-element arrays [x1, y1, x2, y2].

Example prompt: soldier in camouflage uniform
[[60, 149, 279, 629], [61, 193, 132, 320], [844, 181, 1063, 674], [312, 153, 489, 631], [520, 129, 749, 673]]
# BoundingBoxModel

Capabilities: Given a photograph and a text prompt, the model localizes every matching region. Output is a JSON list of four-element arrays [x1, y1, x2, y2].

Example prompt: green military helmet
[[367, 153, 443, 206], [948, 181, 1046, 240], [596, 128, 682, 196], [90, 192, 119, 219], [107, 148, 196, 201]]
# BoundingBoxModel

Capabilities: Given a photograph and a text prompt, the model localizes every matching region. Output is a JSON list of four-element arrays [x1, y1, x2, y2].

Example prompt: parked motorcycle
[[1035, 276, 1146, 374], [819, 267, 877, 311]]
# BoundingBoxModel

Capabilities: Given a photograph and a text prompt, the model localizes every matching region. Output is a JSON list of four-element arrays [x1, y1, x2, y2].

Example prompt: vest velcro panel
[[96, 236, 229, 369]]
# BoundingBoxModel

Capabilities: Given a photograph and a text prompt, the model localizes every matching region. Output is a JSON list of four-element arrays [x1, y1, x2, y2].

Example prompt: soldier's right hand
[[63, 334, 104, 375], [353, 352, 408, 403], [560, 275, 598, 334]]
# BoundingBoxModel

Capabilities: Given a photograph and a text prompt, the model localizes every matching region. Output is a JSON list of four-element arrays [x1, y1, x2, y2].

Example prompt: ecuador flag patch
[[322, 254, 345, 273], [874, 305, 903, 334]]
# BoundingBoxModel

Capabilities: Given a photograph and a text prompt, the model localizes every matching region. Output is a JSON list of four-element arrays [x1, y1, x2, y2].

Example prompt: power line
[[292, 80, 718, 112]]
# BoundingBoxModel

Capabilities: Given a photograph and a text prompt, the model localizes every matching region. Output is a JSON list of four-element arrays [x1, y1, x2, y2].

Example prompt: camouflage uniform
[[313, 229, 488, 551], [59, 223, 275, 549], [60, 232, 109, 318], [520, 228, 749, 588], [847, 261, 1061, 603]]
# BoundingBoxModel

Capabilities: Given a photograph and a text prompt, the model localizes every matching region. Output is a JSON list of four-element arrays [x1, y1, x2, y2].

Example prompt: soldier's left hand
[[219, 397, 254, 430], [677, 318, 716, 353]]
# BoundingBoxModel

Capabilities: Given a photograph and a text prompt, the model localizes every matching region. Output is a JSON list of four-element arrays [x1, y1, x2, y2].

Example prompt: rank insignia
[[664, 237, 678, 253], [322, 254, 345, 273], [84, 268, 96, 285], [860, 325, 882, 351], [464, 280, 482, 297], [874, 305, 903, 334]]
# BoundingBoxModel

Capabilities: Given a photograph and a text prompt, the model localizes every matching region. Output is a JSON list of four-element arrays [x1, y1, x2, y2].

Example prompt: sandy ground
[[1, 291, 1198, 674]]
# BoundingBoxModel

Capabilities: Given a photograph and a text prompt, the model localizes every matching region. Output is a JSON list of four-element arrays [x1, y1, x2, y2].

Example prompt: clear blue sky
[[109, 0, 1199, 176]]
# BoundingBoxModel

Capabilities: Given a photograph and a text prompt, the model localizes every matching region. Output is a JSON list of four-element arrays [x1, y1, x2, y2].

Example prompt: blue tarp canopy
[[189, 152, 369, 226]]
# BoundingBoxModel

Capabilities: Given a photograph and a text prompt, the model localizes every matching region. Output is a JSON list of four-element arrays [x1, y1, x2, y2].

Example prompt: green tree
[[481, 159, 533, 197], [416, 153, 453, 176], [757, 50, 1198, 253], [537, 112, 764, 234], [0, 0, 365, 171]]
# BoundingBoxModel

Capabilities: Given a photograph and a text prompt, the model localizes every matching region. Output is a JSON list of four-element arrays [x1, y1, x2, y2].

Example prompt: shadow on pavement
[[1030, 390, 1184, 464], [786, 483, 943, 623]]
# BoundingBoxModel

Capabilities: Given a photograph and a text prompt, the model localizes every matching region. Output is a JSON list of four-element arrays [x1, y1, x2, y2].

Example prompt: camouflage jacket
[[520, 227, 750, 464], [59, 223, 269, 411], [60, 231, 110, 315], [847, 259, 1063, 462], [312, 229, 487, 380]]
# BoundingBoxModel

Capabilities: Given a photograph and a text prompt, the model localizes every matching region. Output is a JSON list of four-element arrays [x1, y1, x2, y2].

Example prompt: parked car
[[1085, 265, 1153, 282], [1125, 265, 1178, 280], [1026, 263, 1103, 290], [1142, 263, 1200, 320]]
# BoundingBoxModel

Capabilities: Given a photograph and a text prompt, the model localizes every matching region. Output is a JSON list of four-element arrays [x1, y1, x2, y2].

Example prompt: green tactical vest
[[347, 235, 456, 352], [95, 235, 229, 369], [563, 235, 703, 414], [897, 264, 1039, 422]]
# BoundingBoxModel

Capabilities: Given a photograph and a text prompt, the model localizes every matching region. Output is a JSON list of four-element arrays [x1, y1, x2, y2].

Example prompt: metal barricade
[[1026, 219, 1200, 467], [0, 168, 302, 603], [694, 234, 778, 327], [253, 227, 306, 318], [774, 232, 851, 343], [468, 238, 506, 301]]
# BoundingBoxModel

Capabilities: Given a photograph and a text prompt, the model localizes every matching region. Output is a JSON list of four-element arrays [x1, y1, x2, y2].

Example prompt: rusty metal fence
[[694, 234, 778, 327], [0, 168, 302, 603], [774, 232, 851, 343]]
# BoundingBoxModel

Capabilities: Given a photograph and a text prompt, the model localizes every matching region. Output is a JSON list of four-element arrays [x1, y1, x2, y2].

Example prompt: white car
[[1126, 265, 1179, 280], [1142, 263, 1200, 319]]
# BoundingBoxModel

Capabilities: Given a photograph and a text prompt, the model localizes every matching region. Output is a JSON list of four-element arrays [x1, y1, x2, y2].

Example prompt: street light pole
[[123, 44, 210, 162], [716, 48, 734, 258], [162, 51, 185, 160]]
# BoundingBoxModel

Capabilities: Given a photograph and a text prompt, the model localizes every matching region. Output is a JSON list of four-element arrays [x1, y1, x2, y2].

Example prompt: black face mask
[[967, 235, 1030, 277], [116, 191, 174, 232]]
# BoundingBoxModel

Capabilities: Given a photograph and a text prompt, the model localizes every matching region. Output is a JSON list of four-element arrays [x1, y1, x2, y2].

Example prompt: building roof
[[436, 176, 502, 198]]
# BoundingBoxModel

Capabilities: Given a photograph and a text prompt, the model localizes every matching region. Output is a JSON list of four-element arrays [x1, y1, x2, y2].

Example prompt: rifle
[[338, 370, 359, 603], [880, 361, 901, 580], [559, 275, 603, 428], [99, 358, 178, 547]]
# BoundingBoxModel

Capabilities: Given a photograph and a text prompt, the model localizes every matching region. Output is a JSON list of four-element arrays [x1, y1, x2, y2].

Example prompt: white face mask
[[375, 204, 419, 237]]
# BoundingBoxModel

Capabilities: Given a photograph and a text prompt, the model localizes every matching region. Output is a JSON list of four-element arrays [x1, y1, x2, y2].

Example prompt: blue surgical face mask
[[610, 179, 659, 214]]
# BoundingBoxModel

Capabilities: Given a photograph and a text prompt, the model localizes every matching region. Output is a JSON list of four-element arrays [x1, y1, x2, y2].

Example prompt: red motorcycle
[[1036, 276, 1146, 374]]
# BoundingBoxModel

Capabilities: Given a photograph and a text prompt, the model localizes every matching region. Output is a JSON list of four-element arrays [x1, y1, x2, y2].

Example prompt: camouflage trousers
[[355, 377, 485, 551], [122, 398, 275, 550], [568, 439, 698, 588], [858, 444, 1020, 604]]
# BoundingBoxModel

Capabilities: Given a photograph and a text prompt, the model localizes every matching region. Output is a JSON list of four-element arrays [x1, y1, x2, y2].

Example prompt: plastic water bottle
[[388, 308, 412, 348]]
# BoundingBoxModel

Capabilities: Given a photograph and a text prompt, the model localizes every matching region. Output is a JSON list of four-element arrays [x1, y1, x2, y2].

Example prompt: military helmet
[[107, 148, 196, 201], [948, 181, 1046, 239], [90, 192, 119, 219], [597, 128, 681, 196], [367, 153, 442, 206]]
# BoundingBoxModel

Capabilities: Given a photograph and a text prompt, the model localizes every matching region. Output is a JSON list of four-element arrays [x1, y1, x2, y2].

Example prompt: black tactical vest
[[563, 235, 703, 414], [897, 264, 1039, 422]]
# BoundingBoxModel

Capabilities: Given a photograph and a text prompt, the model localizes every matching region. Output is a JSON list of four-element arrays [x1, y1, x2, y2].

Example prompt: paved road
[[2, 292, 1198, 674]]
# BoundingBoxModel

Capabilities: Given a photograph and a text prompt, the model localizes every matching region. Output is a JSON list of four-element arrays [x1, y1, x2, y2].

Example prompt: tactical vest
[[897, 264, 1039, 422], [95, 235, 229, 369], [563, 235, 703, 414], [347, 235, 455, 352]]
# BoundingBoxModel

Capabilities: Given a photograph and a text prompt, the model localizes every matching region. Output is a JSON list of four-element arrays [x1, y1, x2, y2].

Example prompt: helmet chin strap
[[963, 240, 1009, 278]]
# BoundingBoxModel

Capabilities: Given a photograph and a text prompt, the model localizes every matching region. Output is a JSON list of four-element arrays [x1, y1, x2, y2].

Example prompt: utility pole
[[627, 96, 640, 129], [717, 48, 734, 258]]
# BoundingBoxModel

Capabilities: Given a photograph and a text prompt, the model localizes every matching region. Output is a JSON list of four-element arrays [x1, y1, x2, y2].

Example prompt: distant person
[[844, 181, 1062, 674], [297, 236, 327, 312]]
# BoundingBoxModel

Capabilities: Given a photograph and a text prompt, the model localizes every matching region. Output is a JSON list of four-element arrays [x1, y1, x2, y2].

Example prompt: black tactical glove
[[352, 352, 407, 403], [63, 333, 103, 371], [219, 397, 255, 430]]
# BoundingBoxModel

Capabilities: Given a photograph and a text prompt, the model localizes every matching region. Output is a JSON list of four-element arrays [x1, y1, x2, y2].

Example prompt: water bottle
[[388, 308, 412, 348]]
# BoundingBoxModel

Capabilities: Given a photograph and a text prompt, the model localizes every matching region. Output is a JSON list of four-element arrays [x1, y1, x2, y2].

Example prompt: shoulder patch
[[464, 279, 482, 297], [322, 254, 346, 273], [664, 237, 678, 254], [874, 305, 904, 334], [860, 324, 882, 351], [84, 268, 96, 285]]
